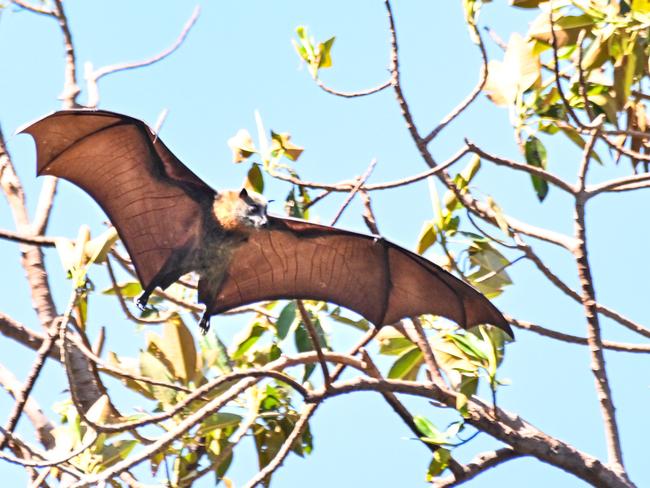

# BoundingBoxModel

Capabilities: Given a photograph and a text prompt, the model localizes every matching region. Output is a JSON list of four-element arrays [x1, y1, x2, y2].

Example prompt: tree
[[0, 0, 648, 486]]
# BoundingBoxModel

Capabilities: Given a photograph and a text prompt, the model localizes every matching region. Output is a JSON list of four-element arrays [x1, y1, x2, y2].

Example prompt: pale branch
[[179, 395, 260, 485], [508, 316, 650, 353], [242, 404, 316, 488], [586, 172, 650, 196], [296, 300, 331, 388], [30, 177, 57, 235], [0, 365, 55, 450], [423, 20, 488, 144], [360, 348, 438, 453], [318, 377, 634, 488], [381, 5, 578, 250], [515, 237, 650, 339], [105, 257, 174, 324], [432, 448, 523, 487], [65, 330, 197, 396], [270, 145, 468, 192], [466, 140, 576, 194], [0, 229, 57, 247], [0, 428, 96, 470], [0, 313, 59, 357], [0, 331, 56, 450], [574, 129, 625, 470], [69, 378, 259, 487], [409, 317, 445, 386], [52, 0, 80, 108], [316, 79, 391, 98], [85, 6, 200, 108], [329, 158, 377, 226], [9, 0, 52, 16], [359, 190, 380, 234]]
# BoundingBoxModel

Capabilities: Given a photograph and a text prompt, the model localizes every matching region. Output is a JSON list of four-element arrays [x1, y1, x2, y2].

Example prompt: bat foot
[[199, 313, 211, 335], [135, 292, 150, 311]]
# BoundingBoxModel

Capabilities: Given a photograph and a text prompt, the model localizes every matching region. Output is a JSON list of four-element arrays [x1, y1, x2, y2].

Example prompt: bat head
[[212, 188, 269, 233]]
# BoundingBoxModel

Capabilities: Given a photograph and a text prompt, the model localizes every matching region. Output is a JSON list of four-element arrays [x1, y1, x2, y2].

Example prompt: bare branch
[[0, 229, 57, 247], [318, 377, 633, 488], [242, 403, 316, 488], [0, 365, 55, 450], [359, 190, 380, 234], [271, 146, 468, 193], [329, 158, 377, 226], [97, 6, 198, 77], [30, 177, 58, 235], [587, 172, 650, 196], [467, 140, 576, 194], [316, 79, 390, 98], [0, 332, 55, 449], [297, 300, 331, 388], [9, 0, 52, 16], [508, 315, 650, 353], [432, 448, 522, 487], [574, 126, 625, 470], [423, 21, 488, 144]]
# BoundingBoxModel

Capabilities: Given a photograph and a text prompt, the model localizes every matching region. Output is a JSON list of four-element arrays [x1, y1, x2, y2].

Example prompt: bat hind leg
[[198, 311, 211, 335]]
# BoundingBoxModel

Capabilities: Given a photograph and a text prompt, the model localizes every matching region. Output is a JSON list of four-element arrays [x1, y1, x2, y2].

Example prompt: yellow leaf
[[227, 129, 256, 163]]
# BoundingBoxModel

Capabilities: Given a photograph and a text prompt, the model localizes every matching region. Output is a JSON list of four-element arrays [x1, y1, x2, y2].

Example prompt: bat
[[20, 110, 512, 337]]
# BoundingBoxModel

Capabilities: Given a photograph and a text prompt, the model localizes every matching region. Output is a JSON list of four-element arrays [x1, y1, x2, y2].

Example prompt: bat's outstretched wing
[[207, 216, 511, 335], [20, 110, 215, 289]]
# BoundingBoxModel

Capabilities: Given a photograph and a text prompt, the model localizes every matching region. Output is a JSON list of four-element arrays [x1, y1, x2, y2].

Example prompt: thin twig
[[432, 447, 522, 487], [242, 404, 316, 488], [0, 331, 56, 449], [508, 316, 650, 353], [329, 158, 377, 226], [423, 21, 488, 144], [10, 0, 52, 15], [31, 177, 58, 235], [467, 140, 576, 194], [0, 229, 57, 247], [316, 79, 390, 98], [296, 300, 331, 388], [94, 6, 199, 80], [409, 317, 445, 386]]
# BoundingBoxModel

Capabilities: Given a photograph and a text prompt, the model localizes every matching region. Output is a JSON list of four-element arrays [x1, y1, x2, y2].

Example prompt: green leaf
[[379, 335, 416, 356], [317, 37, 335, 69], [524, 135, 549, 202], [232, 324, 266, 360], [387, 347, 423, 380], [245, 163, 265, 194], [426, 448, 452, 479], [276, 302, 296, 340], [198, 413, 243, 436], [271, 131, 304, 162], [414, 416, 445, 443], [102, 281, 143, 298]]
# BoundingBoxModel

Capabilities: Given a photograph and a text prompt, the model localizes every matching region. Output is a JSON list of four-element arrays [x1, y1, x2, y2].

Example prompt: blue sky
[[1, 1, 649, 486]]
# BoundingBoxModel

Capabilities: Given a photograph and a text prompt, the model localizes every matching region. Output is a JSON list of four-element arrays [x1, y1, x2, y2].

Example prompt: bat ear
[[239, 188, 249, 199]]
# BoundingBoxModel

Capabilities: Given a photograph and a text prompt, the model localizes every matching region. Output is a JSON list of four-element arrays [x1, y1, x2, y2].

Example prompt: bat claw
[[135, 293, 149, 311], [199, 313, 211, 335]]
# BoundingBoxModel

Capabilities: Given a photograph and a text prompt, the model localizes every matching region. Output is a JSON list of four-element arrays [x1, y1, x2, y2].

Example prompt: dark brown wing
[[210, 216, 511, 335], [20, 110, 215, 289]]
